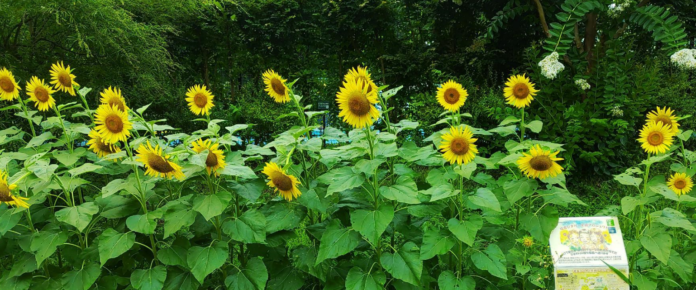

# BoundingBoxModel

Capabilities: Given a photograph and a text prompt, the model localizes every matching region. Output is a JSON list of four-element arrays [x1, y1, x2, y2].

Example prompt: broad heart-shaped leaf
[[224, 257, 268, 290], [316, 220, 361, 265], [381, 242, 423, 286], [163, 201, 197, 239], [621, 196, 648, 215], [68, 163, 103, 176], [520, 206, 558, 242], [0, 205, 22, 235], [379, 176, 420, 204], [187, 241, 229, 283], [126, 212, 159, 235], [350, 204, 394, 245], [422, 184, 458, 202], [317, 167, 365, 196], [163, 268, 200, 290], [503, 178, 537, 205], [631, 271, 657, 290], [468, 188, 501, 212], [525, 120, 543, 133], [420, 228, 456, 260], [61, 263, 101, 290], [438, 271, 475, 290], [157, 238, 190, 268], [55, 202, 99, 232], [471, 244, 507, 279], [539, 187, 587, 207], [9, 253, 37, 277], [223, 209, 267, 243], [192, 190, 232, 221], [640, 226, 671, 264], [667, 252, 693, 283], [262, 202, 307, 234], [650, 208, 696, 232], [97, 228, 135, 266], [447, 216, 483, 247], [0, 273, 31, 290], [345, 267, 386, 290], [31, 228, 69, 265], [131, 266, 167, 290], [614, 172, 642, 187]]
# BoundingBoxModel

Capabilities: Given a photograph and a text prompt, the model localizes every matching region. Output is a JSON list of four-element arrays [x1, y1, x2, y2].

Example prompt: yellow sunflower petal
[[262, 70, 290, 103], [25, 76, 56, 111], [100, 87, 129, 112], [436, 80, 468, 112], [336, 79, 380, 129], [646, 106, 679, 134], [192, 139, 226, 176], [262, 162, 302, 201], [637, 121, 675, 154], [667, 172, 693, 195], [185, 85, 215, 115], [0, 67, 21, 101], [50, 61, 79, 96], [439, 126, 478, 165], [94, 104, 133, 144], [344, 66, 378, 95], [136, 141, 185, 180], [503, 74, 538, 109], [87, 129, 121, 159], [0, 170, 30, 209], [517, 145, 563, 179]]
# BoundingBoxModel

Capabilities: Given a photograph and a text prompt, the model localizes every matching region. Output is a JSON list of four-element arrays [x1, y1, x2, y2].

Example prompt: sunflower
[[646, 106, 679, 134], [100, 87, 129, 112], [436, 80, 468, 112], [667, 172, 693, 196], [87, 129, 121, 159], [503, 74, 539, 108], [137, 141, 185, 180], [25, 76, 56, 111], [439, 126, 478, 165], [517, 145, 563, 179], [0, 170, 29, 208], [185, 85, 214, 115], [522, 236, 534, 248], [192, 139, 226, 176], [50, 61, 79, 96], [344, 66, 378, 94], [94, 104, 133, 144], [262, 162, 301, 201], [336, 79, 380, 129], [638, 121, 675, 154], [0, 68, 20, 101], [262, 70, 290, 103]]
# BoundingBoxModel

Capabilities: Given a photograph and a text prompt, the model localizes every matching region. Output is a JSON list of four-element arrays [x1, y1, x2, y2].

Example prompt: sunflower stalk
[[52, 106, 74, 153], [16, 97, 37, 137]]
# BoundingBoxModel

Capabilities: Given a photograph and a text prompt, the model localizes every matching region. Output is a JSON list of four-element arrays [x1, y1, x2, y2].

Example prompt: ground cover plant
[[0, 54, 695, 290]]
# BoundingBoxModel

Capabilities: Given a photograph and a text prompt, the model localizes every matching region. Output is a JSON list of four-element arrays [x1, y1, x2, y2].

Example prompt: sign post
[[549, 216, 630, 290]]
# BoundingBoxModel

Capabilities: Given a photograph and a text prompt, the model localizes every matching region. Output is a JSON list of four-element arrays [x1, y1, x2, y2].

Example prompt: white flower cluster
[[575, 79, 591, 90], [611, 105, 624, 117], [670, 49, 696, 70], [608, 0, 633, 18], [538, 52, 565, 80]]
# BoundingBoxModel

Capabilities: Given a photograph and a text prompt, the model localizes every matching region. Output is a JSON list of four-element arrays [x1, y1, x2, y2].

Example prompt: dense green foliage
[[1, 0, 696, 289]]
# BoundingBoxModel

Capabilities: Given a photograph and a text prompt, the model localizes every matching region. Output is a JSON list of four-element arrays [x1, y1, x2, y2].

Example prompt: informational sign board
[[549, 216, 630, 290]]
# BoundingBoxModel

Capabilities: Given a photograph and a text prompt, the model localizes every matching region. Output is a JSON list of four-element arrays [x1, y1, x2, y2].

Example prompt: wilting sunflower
[[262, 70, 290, 103], [262, 162, 301, 201], [50, 61, 79, 96], [667, 172, 693, 196], [192, 139, 226, 176], [439, 126, 478, 165], [522, 236, 534, 248], [100, 87, 129, 112], [0, 170, 29, 208], [87, 129, 121, 159], [646, 106, 679, 134], [137, 141, 185, 180], [94, 104, 133, 144], [185, 85, 214, 115], [638, 121, 675, 154], [503, 74, 539, 108], [0, 68, 20, 101], [25, 76, 56, 111], [517, 145, 563, 179], [436, 80, 468, 112], [336, 80, 380, 129], [344, 66, 378, 94]]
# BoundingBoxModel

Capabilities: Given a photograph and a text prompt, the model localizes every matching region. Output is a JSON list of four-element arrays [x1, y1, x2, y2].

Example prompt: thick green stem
[[520, 107, 525, 141], [17, 97, 37, 137], [53, 106, 73, 153]]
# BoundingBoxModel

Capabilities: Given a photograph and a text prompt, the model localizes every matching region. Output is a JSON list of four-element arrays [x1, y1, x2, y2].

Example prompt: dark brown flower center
[[674, 179, 686, 189], [193, 93, 207, 108], [97, 138, 116, 154], [0, 183, 13, 202], [205, 152, 218, 167], [148, 155, 175, 173], [444, 88, 460, 104], [348, 93, 371, 116], [513, 83, 529, 99], [271, 78, 286, 96], [0, 76, 14, 92], [656, 116, 672, 127], [58, 72, 72, 87], [530, 155, 553, 171], [648, 131, 663, 146], [108, 98, 126, 112], [271, 172, 293, 191], [34, 86, 50, 102], [105, 114, 124, 133], [449, 137, 469, 155]]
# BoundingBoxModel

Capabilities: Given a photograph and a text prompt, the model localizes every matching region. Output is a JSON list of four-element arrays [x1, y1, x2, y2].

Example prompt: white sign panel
[[549, 216, 630, 290]]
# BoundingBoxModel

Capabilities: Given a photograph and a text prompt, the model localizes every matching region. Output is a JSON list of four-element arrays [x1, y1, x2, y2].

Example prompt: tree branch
[[574, 23, 583, 51], [532, 0, 551, 37]]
